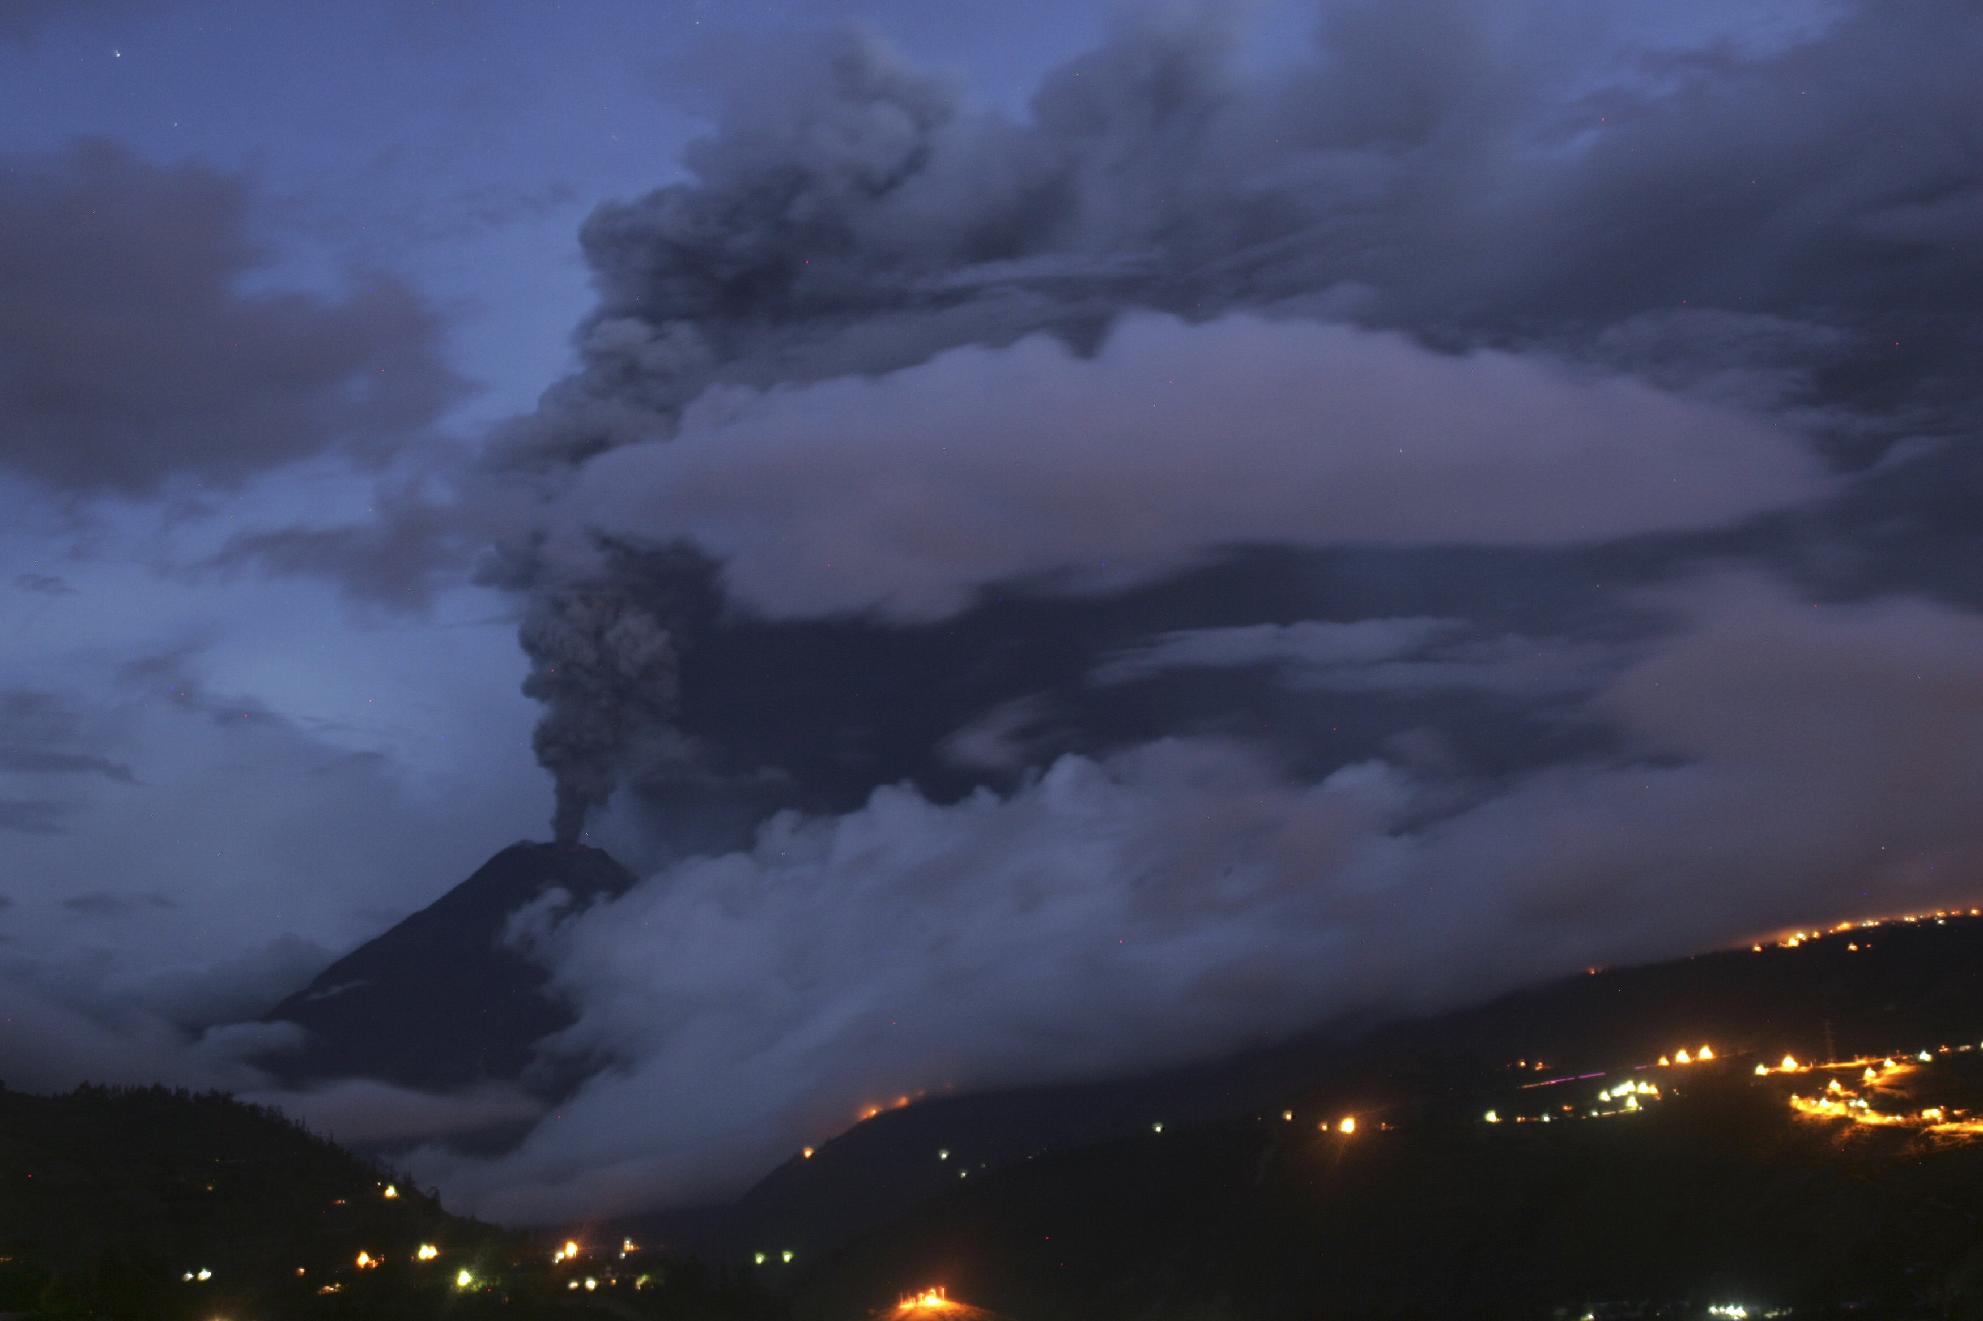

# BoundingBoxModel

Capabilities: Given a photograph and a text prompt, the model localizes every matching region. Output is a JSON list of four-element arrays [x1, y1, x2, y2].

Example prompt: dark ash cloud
[[423, 574, 1983, 1220], [475, 0, 1983, 836], [0, 141, 465, 495], [344, 0, 1983, 1220]]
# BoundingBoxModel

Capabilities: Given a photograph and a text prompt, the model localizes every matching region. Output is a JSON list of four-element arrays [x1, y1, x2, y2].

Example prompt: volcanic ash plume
[[518, 590, 679, 844]]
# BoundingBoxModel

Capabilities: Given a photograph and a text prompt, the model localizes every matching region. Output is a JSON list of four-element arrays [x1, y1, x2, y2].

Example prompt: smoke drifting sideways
[[419, 575, 1983, 1222], [491, 0, 1983, 838], [363, 0, 1983, 1220]]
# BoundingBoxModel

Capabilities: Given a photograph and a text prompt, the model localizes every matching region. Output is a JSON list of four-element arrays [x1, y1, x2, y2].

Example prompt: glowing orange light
[[1337, 1116, 1357, 1135], [899, 1286, 951, 1310], [1697, 1044, 1715, 1061], [355, 1251, 378, 1270], [1675, 1049, 1693, 1065], [1780, 1055, 1800, 1071], [802, 1146, 815, 1159], [382, 1184, 399, 1199]]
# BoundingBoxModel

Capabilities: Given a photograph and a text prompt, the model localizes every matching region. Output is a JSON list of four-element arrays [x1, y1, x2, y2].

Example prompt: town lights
[[1337, 1116, 1357, 1134], [415, 1244, 439, 1261], [454, 1269, 475, 1289]]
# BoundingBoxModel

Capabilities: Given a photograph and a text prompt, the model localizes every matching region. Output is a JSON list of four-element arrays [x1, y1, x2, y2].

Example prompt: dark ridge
[[0, 1082, 782, 1320], [643, 911, 1983, 1271]]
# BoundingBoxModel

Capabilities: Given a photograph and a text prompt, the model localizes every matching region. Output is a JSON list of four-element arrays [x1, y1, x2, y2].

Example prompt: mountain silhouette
[[263, 841, 635, 1092]]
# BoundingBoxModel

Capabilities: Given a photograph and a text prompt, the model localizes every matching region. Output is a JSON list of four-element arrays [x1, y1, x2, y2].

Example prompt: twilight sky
[[3, 0, 1982, 1221]]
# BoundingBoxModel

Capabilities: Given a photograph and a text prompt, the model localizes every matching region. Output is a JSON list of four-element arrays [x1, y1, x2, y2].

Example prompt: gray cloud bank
[[563, 314, 1825, 621], [36, 0, 1965, 1223], [0, 141, 461, 495], [377, 0, 1983, 1219], [417, 574, 1983, 1220], [469, 0, 1980, 837]]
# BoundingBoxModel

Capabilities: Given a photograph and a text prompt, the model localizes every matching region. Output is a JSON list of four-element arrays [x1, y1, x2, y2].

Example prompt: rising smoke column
[[496, 1, 1983, 837], [518, 591, 679, 843], [492, 17, 1261, 830]]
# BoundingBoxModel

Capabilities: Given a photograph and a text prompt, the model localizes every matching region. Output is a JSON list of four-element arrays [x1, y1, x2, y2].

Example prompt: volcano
[[262, 841, 636, 1091]]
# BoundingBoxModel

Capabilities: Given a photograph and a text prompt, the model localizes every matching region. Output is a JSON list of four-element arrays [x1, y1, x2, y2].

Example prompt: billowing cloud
[[0, 141, 463, 495], [1093, 617, 1460, 683], [1094, 616, 1618, 701], [563, 315, 1825, 621], [241, 1079, 546, 1147], [412, 574, 1983, 1220], [0, 956, 281, 1093], [12, 0, 1974, 1232], [480, 0, 1982, 830], [0, 1, 143, 46]]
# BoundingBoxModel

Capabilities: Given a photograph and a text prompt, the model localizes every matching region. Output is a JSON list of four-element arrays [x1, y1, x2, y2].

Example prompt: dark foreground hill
[[665, 908, 1983, 1278], [771, 912, 1983, 1319], [793, 1065, 1983, 1321], [0, 1083, 781, 1321], [11, 910, 1983, 1319]]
